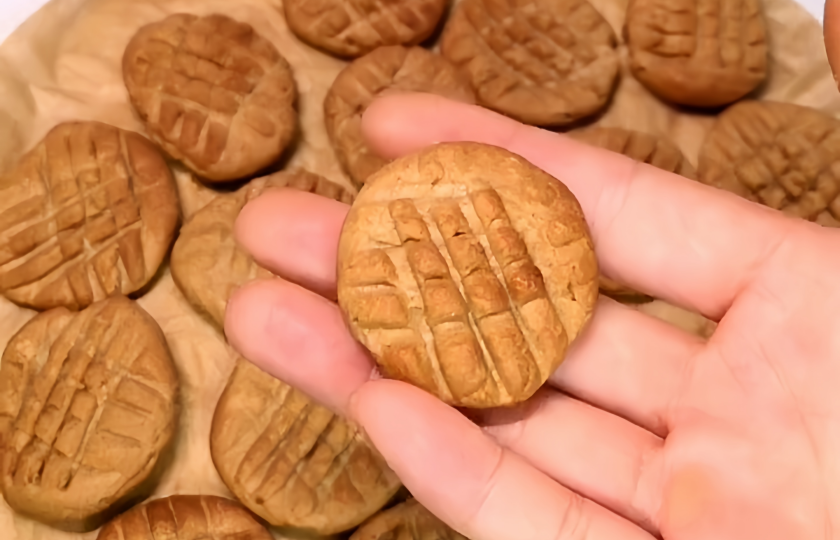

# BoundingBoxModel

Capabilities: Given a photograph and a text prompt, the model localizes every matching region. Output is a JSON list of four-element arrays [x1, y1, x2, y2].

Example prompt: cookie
[[96, 495, 272, 540], [697, 100, 840, 227], [0, 296, 179, 532], [171, 169, 354, 328], [625, 0, 768, 107], [325, 46, 476, 186], [0, 121, 179, 311], [568, 127, 696, 179], [123, 14, 297, 182], [350, 499, 465, 540], [336, 142, 598, 408], [284, 0, 448, 58], [211, 358, 401, 534], [440, 0, 619, 126]]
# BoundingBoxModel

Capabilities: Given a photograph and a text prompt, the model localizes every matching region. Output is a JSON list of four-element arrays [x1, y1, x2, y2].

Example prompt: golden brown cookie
[[337, 142, 598, 408], [568, 127, 696, 179], [698, 100, 840, 227], [440, 0, 619, 126], [122, 14, 297, 182], [0, 296, 179, 532], [211, 358, 401, 534], [625, 0, 768, 108], [350, 499, 466, 540], [96, 495, 272, 540], [325, 46, 476, 186], [284, 0, 448, 58], [171, 169, 354, 328], [0, 121, 179, 311]]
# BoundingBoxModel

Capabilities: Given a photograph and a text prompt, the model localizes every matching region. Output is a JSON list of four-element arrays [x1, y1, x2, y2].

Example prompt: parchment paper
[[0, 0, 837, 538]]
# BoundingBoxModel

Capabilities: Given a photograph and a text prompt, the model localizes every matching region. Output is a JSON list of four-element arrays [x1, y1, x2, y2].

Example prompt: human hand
[[224, 94, 840, 540]]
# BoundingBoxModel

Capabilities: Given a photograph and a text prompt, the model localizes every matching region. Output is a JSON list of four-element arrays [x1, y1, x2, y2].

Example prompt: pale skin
[[223, 93, 840, 540]]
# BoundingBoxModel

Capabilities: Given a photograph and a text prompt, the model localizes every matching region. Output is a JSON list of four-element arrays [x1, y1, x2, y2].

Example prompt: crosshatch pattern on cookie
[[341, 186, 593, 407], [0, 296, 178, 531], [0, 122, 178, 311], [350, 498, 467, 540], [625, 0, 767, 106], [698, 101, 840, 227], [171, 170, 355, 329], [96, 495, 274, 540], [123, 14, 296, 180], [211, 359, 401, 534], [325, 46, 475, 186], [440, 0, 619, 126], [284, 0, 447, 58]]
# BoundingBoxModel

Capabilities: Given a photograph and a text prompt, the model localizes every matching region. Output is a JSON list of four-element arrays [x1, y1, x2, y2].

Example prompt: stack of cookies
[[0, 0, 836, 539]]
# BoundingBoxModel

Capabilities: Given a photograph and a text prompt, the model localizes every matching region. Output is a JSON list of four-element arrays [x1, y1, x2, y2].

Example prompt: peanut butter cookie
[[0, 296, 179, 532], [337, 142, 598, 408], [698, 100, 840, 227], [440, 0, 619, 126], [96, 495, 272, 540], [284, 0, 448, 58], [625, 0, 768, 107], [0, 121, 179, 311], [325, 46, 475, 186], [123, 14, 296, 182], [211, 358, 401, 534], [350, 499, 465, 540]]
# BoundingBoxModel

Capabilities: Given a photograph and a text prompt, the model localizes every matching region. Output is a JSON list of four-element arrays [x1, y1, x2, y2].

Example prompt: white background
[[0, 0, 828, 45]]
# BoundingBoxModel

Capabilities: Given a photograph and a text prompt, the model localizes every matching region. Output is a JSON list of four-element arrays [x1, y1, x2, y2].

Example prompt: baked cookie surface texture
[[325, 45, 475, 186], [625, 0, 768, 107], [96, 495, 273, 540], [337, 142, 598, 408], [0, 121, 179, 311], [698, 100, 840, 227], [211, 358, 402, 534], [284, 0, 448, 58], [0, 296, 179, 532], [123, 14, 297, 182], [440, 0, 619, 126], [350, 499, 466, 540]]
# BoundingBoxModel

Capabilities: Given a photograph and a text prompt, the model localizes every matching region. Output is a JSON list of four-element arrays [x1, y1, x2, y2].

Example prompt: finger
[[474, 389, 664, 533], [352, 379, 657, 540], [229, 200, 700, 435], [553, 297, 703, 436], [362, 93, 797, 320], [225, 278, 373, 414], [234, 189, 348, 299]]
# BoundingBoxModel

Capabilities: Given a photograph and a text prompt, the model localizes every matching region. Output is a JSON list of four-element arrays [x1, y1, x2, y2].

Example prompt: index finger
[[362, 93, 803, 320]]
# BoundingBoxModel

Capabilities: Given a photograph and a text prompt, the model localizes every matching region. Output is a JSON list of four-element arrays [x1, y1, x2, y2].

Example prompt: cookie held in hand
[[440, 0, 619, 126], [325, 46, 475, 186], [171, 169, 354, 328], [350, 498, 466, 540], [625, 0, 768, 107], [337, 142, 599, 408], [123, 14, 297, 182], [211, 359, 402, 534], [0, 121, 179, 311], [96, 495, 272, 540], [0, 296, 179, 532], [284, 0, 448, 58], [698, 100, 840, 227]]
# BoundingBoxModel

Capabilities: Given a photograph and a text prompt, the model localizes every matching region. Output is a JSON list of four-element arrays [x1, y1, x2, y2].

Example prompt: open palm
[[224, 94, 840, 540]]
